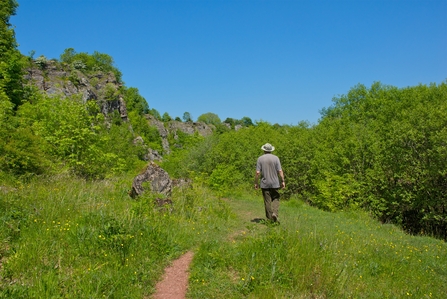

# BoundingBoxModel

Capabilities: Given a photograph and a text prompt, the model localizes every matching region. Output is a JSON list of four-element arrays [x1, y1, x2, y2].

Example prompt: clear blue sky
[[12, 0, 447, 125]]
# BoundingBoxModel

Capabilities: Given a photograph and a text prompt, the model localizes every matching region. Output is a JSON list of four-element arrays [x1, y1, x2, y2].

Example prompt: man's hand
[[254, 171, 260, 190], [281, 181, 286, 189]]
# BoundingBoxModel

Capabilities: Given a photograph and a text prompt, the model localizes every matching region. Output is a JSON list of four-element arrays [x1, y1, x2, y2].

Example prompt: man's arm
[[278, 170, 285, 189], [254, 170, 260, 189]]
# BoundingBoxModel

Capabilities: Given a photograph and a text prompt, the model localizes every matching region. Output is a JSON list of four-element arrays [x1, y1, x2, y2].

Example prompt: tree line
[[168, 82, 447, 239]]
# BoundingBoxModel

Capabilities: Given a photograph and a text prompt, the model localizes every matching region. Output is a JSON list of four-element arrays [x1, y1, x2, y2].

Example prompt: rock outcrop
[[25, 59, 128, 121], [24, 59, 222, 158], [167, 120, 214, 137], [145, 115, 213, 154], [129, 162, 172, 198]]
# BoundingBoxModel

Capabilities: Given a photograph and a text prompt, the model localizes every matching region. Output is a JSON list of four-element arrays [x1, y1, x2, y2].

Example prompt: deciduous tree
[[197, 112, 221, 126], [182, 111, 192, 122]]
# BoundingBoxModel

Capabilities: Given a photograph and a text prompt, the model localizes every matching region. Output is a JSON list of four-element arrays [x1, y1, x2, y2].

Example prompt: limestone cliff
[[145, 115, 214, 155], [24, 59, 128, 121], [24, 59, 215, 158]]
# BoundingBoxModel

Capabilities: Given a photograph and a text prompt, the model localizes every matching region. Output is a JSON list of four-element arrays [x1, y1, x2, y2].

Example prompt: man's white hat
[[261, 143, 275, 152]]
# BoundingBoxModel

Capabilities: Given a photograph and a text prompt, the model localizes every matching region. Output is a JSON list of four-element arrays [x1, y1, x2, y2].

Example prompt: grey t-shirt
[[256, 153, 282, 189]]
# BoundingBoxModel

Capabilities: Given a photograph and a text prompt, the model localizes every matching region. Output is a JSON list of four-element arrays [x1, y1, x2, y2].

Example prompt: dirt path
[[151, 199, 264, 298], [152, 251, 194, 299]]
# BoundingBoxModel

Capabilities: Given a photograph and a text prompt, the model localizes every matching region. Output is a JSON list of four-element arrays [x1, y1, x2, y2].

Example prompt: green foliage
[[309, 82, 447, 237], [313, 172, 361, 211], [169, 122, 287, 193], [71, 59, 86, 70], [208, 164, 244, 197], [123, 87, 149, 115], [127, 110, 162, 152], [0, 18, 149, 179], [0, 0, 18, 22], [0, 88, 14, 126], [12, 95, 144, 178], [197, 112, 221, 126], [278, 122, 314, 200], [0, 127, 48, 175], [241, 116, 254, 126], [0, 90, 47, 175], [0, 0, 25, 109], [163, 134, 218, 179], [59, 48, 122, 82], [182, 111, 192, 122], [161, 131, 205, 177], [208, 122, 286, 181], [223, 117, 235, 127], [96, 130, 137, 175], [34, 55, 47, 69], [168, 82, 447, 239], [1, 155, 446, 298], [101, 82, 120, 101], [213, 122, 232, 135], [59, 47, 76, 64], [161, 112, 172, 122], [67, 70, 81, 87], [224, 116, 254, 128], [17, 95, 98, 172], [148, 108, 161, 120]]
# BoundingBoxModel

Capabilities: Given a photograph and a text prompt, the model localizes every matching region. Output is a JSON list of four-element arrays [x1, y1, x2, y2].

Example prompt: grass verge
[[0, 174, 231, 298], [188, 193, 447, 299], [1, 175, 446, 298]]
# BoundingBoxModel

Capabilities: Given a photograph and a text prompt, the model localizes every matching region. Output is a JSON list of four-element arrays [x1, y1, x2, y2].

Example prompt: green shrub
[[208, 164, 244, 197]]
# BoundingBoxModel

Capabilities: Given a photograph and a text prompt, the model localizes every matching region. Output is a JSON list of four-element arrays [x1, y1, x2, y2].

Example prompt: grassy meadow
[[0, 174, 446, 298]]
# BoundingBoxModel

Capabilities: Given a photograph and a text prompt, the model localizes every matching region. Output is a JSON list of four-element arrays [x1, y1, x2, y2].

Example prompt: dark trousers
[[262, 188, 280, 220]]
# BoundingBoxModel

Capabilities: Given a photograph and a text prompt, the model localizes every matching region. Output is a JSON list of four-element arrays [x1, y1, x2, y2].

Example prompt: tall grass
[[188, 194, 447, 299], [0, 174, 231, 298], [1, 175, 446, 298]]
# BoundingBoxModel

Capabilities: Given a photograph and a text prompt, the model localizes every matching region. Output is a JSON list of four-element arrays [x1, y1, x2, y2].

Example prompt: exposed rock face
[[145, 115, 171, 154], [167, 120, 214, 137], [129, 162, 172, 198], [145, 115, 213, 154], [24, 59, 224, 157], [146, 149, 163, 161], [24, 60, 128, 121]]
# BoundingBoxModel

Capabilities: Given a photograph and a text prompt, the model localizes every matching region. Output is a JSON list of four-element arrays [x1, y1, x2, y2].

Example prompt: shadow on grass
[[251, 218, 265, 223], [251, 218, 280, 226]]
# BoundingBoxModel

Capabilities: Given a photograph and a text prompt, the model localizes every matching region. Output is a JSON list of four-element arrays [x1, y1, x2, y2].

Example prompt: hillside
[[24, 57, 217, 158]]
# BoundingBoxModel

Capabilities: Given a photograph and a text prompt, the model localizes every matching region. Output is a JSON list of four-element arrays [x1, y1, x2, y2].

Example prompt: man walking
[[254, 143, 285, 222]]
